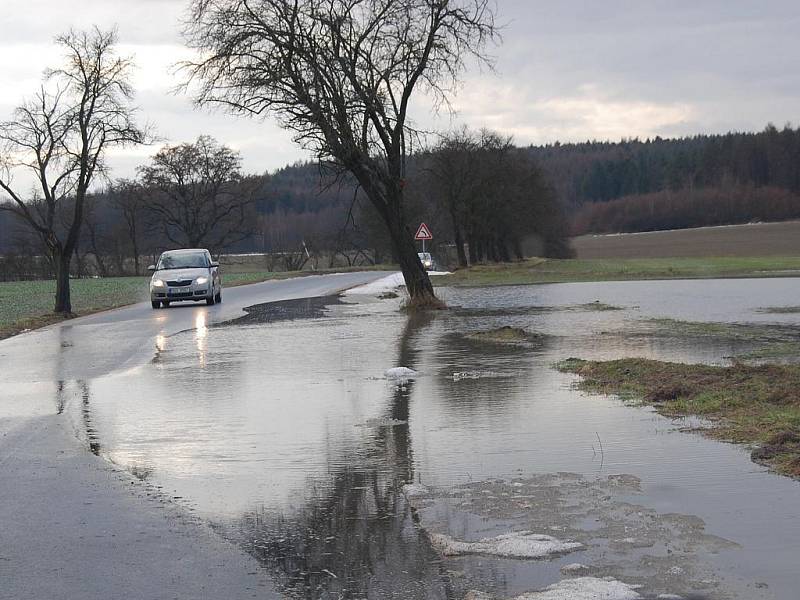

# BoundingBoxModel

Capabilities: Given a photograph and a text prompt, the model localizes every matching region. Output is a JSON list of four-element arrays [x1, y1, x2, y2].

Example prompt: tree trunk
[[449, 209, 468, 268], [511, 236, 524, 260], [350, 164, 438, 306], [498, 239, 511, 263], [54, 250, 72, 314], [383, 205, 436, 305], [475, 238, 484, 263], [131, 223, 140, 275], [467, 234, 478, 265]]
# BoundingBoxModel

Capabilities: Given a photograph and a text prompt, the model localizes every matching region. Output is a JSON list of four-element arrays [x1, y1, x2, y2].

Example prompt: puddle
[[54, 279, 800, 599]]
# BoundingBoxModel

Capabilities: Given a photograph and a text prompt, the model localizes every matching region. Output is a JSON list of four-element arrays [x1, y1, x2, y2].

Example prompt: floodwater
[[56, 278, 800, 599]]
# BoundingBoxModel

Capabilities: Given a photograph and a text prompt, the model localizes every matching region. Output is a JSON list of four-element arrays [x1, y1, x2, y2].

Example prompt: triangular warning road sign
[[414, 222, 433, 240]]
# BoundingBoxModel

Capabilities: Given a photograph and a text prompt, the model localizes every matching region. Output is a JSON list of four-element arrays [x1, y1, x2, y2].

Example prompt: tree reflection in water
[[230, 312, 456, 599]]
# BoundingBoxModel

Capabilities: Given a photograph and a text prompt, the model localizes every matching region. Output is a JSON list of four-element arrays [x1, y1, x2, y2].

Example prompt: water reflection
[[195, 313, 208, 367], [79, 380, 100, 455], [155, 334, 167, 353], [225, 312, 454, 599], [55, 380, 66, 415]]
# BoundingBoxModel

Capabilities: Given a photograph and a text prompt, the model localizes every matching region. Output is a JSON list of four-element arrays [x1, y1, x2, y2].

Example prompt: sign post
[[414, 222, 433, 253]]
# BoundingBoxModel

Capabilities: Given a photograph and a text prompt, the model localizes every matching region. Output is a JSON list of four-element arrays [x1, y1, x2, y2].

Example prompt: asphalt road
[[0, 271, 389, 422]]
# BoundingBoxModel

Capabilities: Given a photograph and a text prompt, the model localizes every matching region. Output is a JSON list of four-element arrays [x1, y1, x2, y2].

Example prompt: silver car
[[148, 249, 222, 309]]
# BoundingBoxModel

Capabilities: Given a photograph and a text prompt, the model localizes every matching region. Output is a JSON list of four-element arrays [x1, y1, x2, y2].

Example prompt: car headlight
[[195, 276, 209, 285], [152, 279, 165, 288]]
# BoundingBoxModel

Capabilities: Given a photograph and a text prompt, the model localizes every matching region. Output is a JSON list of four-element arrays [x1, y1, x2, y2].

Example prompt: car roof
[[161, 249, 209, 255]]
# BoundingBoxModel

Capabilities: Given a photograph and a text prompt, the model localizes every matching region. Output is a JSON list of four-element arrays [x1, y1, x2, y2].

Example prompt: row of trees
[[423, 128, 571, 266]]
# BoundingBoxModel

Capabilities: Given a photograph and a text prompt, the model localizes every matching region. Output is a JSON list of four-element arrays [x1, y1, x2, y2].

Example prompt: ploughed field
[[572, 220, 800, 259]]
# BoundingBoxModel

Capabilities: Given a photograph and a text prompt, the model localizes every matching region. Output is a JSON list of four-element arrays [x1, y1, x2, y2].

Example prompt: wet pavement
[[2, 276, 800, 599]]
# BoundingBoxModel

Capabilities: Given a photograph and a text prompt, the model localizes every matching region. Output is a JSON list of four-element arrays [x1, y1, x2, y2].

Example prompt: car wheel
[[206, 294, 216, 306], [215, 290, 222, 303], [151, 300, 160, 309]]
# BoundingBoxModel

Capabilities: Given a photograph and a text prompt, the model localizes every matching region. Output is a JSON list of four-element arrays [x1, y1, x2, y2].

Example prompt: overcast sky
[[1, 0, 799, 182]]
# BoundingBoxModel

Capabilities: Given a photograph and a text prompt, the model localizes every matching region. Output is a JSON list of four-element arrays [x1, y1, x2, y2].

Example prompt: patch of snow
[[512, 577, 643, 600], [402, 483, 430, 497], [385, 367, 417, 381], [344, 271, 450, 296], [344, 273, 405, 296], [429, 531, 583, 559]]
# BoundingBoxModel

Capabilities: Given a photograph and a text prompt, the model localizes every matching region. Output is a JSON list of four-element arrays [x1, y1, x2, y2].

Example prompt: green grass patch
[[432, 256, 800, 287], [465, 326, 545, 345], [557, 357, 800, 478], [0, 277, 150, 338]]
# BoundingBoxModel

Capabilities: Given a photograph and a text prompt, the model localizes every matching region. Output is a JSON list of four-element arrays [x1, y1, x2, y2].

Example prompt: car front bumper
[[151, 284, 212, 302]]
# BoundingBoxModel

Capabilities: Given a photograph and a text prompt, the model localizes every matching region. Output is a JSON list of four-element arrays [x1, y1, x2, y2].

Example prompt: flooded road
[[7, 277, 800, 599]]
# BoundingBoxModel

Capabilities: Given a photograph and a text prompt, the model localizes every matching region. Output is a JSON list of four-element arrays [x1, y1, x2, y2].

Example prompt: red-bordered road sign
[[415, 222, 433, 240]]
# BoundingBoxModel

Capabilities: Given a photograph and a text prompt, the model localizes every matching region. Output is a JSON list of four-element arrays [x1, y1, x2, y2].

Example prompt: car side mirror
[[210, 262, 219, 268], [147, 265, 156, 272]]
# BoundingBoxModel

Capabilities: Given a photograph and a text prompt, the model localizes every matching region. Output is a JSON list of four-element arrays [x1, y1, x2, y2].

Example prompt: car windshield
[[157, 252, 208, 270]]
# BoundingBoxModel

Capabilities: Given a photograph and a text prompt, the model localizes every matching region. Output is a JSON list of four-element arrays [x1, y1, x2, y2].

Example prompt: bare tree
[[426, 127, 572, 263], [424, 126, 483, 267], [138, 135, 255, 253], [0, 28, 147, 313], [182, 0, 498, 305]]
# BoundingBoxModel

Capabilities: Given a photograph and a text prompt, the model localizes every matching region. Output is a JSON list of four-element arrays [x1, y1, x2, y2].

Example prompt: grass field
[[432, 256, 800, 287]]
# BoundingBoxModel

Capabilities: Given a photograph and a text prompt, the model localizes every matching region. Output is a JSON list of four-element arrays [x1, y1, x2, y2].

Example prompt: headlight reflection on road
[[195, 312, 208, 367], [155, 334, 167, 353]]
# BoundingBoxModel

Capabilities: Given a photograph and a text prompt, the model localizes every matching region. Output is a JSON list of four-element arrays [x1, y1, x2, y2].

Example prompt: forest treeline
[[533, 123, 800, 234]]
